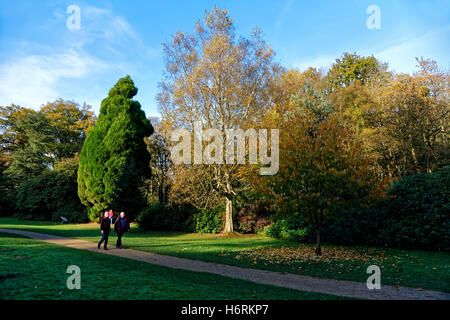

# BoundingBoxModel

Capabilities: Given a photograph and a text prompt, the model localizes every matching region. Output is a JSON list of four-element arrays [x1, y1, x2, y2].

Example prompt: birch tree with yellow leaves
[[157, 7, 278, 233]]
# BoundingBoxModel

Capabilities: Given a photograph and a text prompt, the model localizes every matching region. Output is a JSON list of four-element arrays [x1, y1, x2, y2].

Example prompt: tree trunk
[[158, 178, 164, 204], [224, 197, 234, 233], [315, 227, 322, 256]]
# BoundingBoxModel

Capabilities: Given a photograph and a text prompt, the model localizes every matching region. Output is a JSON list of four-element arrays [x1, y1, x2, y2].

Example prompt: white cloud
[[81, 5, 133, 41], [83, 4, 110, 17], [0, 50, 107, 109], [0, 4, 160, 110], [373, 26, 450, 74], [292, 26, 449, 75], [80, 4, 160, 59]]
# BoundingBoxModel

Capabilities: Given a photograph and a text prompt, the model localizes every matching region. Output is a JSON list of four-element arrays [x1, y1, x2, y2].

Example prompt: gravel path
[[1, 228, 449, 300]]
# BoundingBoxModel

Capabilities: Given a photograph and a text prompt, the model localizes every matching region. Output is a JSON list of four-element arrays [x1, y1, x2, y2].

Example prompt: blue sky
[[0, 0, 448, 117]]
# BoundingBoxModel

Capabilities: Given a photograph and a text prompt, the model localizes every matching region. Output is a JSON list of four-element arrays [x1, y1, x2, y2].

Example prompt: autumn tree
[[158, 7, 278, 232], [144, 119, 171, 205], [40, 99, 96, 161], [1, 101, 95, 166], [253, 86, 383, 255], [367, 58, 449, 176], [327, 52, 390, 90], [0, 104, 36, 162], [78, 76, 154, 221], [270, 67, 325, 107]]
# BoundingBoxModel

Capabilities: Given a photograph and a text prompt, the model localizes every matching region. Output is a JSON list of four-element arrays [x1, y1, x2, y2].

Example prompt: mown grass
[[1, 217, 449, 293], [0, 232, 343, 300]]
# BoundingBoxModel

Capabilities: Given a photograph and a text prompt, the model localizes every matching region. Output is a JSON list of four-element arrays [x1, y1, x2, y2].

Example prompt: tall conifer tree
[[78, 76, 154, 221]]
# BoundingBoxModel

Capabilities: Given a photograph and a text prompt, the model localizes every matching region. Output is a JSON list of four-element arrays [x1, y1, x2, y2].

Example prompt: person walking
[[108, 210, 114, 225], [98, 211, 111, 250], [114, 212, 130, 249]]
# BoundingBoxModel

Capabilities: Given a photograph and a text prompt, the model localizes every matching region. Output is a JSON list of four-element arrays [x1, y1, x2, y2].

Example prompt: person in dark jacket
[[114, 211, 130, 249], [98, 211, 111, 250]]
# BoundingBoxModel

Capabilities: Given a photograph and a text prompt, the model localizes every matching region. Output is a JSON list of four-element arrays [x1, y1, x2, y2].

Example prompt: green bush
[[51, 207, 88, 223], [267, 166, 450, 251], [14, 171, 87, 222], [0, 161, 15, 217], [191, 207, 223, 233], [322, 166, 449, 250], [384, 166, 449, 249], [0, 193, 15, 217], [265, 216, 311, 242], [137, 204, 194, 232], [137, 204, 223, 233]]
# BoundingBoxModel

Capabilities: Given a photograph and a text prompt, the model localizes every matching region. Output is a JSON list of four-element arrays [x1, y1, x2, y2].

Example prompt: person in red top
[[108, 210, 114, 225], [114, 212, 130, 249]]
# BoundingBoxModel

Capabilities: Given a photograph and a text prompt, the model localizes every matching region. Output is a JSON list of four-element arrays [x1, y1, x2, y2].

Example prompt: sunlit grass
[[0, 232, 343, 300], [1, 217, 449, 293]]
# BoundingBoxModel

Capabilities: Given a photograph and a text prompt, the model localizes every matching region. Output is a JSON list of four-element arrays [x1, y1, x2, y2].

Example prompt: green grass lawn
[[0, 232, 344, 300], [1, 217, 449, 293]]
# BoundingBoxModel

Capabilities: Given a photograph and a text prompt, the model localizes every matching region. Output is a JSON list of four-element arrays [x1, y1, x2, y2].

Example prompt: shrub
[[267, 166, 450, 251], [0, 194, 15, 217], [265, 217, 311, 242], [236, 202, 272, 234], [51, 207, 88, 223], [14, 170, 87, 222], [138, 204, 224, 233], [325, 166, 449, 250], [191, 207, 223, 233], [383, 166, 449, 249], [0, 161, 15, 217], [137, 204, 194, 231]]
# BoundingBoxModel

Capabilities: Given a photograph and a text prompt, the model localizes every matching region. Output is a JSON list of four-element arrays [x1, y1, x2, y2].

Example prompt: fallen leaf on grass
[[222, 246, 389, 266]]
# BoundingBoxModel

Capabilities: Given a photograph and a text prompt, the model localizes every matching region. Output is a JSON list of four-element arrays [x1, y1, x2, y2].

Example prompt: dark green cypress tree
[[78, 76, 154, 221]]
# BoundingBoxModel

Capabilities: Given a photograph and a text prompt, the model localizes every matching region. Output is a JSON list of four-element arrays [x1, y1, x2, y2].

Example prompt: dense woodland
[[0, 8, 448, 253]]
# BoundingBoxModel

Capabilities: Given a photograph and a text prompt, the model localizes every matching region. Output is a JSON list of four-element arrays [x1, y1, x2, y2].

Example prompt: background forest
[[0, 8, 448, 253]]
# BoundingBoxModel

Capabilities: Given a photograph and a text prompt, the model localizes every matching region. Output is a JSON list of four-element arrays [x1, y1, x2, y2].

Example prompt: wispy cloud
[[276, 0, 295, 30], [0, 50, 107, 108], [292, 25, 450, 75], [374, 26, 450, 74], [0, 3, 159, 110], [78, 4, 160, 59]]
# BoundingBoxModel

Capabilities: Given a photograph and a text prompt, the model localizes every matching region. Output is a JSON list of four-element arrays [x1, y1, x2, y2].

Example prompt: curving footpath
[[1, 228, 449, 300]]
